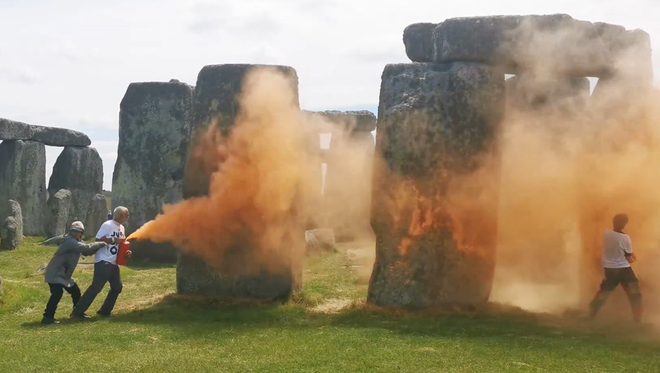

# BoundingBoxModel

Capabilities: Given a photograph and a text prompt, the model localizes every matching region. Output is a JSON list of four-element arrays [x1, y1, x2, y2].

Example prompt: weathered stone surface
[[0, 141, 47, 236], [424, 14, 652, 81], [310, 110, 377, 133], [324, 131, 375, 242], [179, 64, 303, 299], [0, 200, 23, 250], [0, 118, 91, 147], [505, 74, 591, 113], [45, 189, 72, 238], [85, 194, 108, 239], [368, 62, 505, 308], [403, 23, 437, 62], [176, 252, 295, 300], [112, 81, 193, 235], [1, 217, 21, 250], [48, 146, 103, 225], [183, 64, 297, 199], [111, 81, 193, 263]]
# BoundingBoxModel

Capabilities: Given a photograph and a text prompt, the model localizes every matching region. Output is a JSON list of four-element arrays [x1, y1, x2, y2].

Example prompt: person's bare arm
[[623, 237, 636, 263]]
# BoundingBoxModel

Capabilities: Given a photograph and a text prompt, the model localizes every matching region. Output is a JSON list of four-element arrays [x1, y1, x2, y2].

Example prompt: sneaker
[[82, 313, 92, 319], [96, 312, 111, 318], [41, 317, 60, 325]]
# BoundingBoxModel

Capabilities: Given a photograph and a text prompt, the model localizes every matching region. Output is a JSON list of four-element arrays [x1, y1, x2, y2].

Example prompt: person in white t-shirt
[[588, 213, 642, 322], [70, 206, 132, 319]]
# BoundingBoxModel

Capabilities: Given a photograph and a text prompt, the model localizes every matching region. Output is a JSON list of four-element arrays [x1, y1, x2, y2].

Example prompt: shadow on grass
[[21, 318, 103, 329], [103, 294, 660, 348]]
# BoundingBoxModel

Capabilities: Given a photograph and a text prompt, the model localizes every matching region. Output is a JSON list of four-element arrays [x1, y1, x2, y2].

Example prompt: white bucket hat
[[70, 221, 85, 233]]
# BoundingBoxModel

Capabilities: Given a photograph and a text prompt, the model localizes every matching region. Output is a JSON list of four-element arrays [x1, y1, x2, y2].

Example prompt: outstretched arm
[[73, 241, 107, 256]]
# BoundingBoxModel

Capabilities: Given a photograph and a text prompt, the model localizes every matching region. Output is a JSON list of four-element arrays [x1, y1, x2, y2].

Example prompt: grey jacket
[[44, 235, 106, 287]]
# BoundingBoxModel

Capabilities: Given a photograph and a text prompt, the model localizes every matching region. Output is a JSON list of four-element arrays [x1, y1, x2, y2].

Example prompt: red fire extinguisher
[[116, 241, 130, 266]]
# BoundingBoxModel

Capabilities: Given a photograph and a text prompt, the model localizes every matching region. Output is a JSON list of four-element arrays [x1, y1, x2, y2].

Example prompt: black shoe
[[41, 317, 60, 325], [97, 312, 111, 318], [69, 313, 85, 320], [82, 313, 92, 319]]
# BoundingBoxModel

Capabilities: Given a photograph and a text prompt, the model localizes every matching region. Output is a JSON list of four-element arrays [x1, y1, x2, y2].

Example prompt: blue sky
[[0, 0, 657, 190]]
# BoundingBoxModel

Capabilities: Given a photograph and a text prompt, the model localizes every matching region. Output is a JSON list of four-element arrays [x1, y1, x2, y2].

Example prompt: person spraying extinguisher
[[70, 206, 132, 320]]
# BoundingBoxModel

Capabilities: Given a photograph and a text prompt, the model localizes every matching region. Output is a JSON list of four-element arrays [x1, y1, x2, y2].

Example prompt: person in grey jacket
[[41, 221, 107, 325]]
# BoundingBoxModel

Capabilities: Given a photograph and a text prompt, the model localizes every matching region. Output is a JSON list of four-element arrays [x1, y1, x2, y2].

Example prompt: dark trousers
[[589, 267, 642, 321], [43, 283, 81, 319], [71, 261, 123, 316]]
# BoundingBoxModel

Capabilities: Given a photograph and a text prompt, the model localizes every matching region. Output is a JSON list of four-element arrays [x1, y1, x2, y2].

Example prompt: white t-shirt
[[94, 220, 125, 265], [602, 230, 633, 269]]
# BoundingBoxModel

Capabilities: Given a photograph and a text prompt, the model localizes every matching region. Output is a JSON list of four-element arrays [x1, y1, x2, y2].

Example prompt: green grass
[[1, 238, 660, 372]]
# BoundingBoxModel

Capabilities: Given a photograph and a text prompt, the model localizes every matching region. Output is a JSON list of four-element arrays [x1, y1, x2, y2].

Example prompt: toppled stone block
[[111, 80, 193, 263], [0, 118, 91, 147], [368, 62, 505, 308], [85, 194, 108, 239], [48, 146, 103, 224], [179, 64, 303, 299], [0, 140, 47, 236], [45, 189, 72, 238]]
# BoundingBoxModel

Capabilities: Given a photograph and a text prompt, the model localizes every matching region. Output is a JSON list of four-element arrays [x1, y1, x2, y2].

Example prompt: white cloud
[[0, 66, 40, 85]]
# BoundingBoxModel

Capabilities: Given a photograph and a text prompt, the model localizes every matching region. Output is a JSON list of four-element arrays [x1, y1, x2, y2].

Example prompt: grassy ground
[[1, 238, 660, 373]]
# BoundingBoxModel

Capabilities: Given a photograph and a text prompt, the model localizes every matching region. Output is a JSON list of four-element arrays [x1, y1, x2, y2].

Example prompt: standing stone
[[324, 129, 375, 242], [45, 189, 72, 238], [0, 200, 24, 250], [0, 140, 47, 236], [85, 194, 108, 240], [307, 110, 377, 241], [506, 74, 591, 114], [178, 64, 302, 300], [368, 62, 505, 308], [111, 81, 193, 262], [0, 217, 21, 250], [48, 146, 103, 225]]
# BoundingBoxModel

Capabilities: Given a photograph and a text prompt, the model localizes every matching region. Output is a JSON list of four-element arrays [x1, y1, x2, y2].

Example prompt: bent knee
[[626, 282, 642, 295], [110, 284, 123, 294]]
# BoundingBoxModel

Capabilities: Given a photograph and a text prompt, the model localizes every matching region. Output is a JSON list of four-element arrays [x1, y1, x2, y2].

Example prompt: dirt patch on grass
[[311, 298, 353, 314]]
